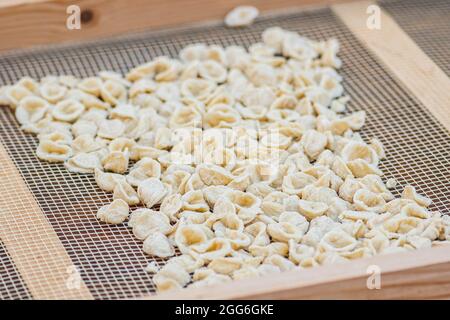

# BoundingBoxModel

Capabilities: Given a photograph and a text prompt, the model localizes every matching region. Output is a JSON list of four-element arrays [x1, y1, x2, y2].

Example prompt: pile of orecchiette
[[1, 27, 449, 292]]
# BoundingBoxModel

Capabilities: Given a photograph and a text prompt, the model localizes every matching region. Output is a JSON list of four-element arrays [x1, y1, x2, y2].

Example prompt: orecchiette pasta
[[96, 199, 129, 224], [224, 6, 259, 28], [2, 26, 447, 293]]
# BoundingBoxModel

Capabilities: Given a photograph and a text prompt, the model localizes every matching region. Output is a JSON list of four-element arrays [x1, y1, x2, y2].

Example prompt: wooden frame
[[332, 0, 450, 133], [0, 0, 349, 53], [0, 0, 449, 300]]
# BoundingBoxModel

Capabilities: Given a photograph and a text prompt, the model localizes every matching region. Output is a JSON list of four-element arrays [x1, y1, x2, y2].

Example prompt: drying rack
[[0, 0, 449, 300]]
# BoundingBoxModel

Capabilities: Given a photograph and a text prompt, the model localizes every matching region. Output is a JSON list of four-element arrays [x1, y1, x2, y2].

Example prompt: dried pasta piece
[[78, 77, 103, 96], [128, 208, 172, 240], [52, 99, 85, 122], [126, 158, 162, 187], [145, 261, 160, 274], [137, 178, 169, 208], [65, 152, 102, 173], [401, 203, 431, 219], [347, 159, 382, 178], [175, 224, 214, 254], [353, 189, 386, 213], [143, 232, 175, 258], [191, 238, 233, 262], [301, 130, 328, 160], [264, 254, 296, 272], [96, 199, 129, 224], [197, 164, 234, 186], [102, 151, 129, 174], [208, 257, 242, 275], [282, 172, 316, 195], [225, 6, 259, 28], [402, 185, 432, 207], [153, 263, 191, 290], [297, 200, 329, 221], [36, 140, 72, 163], [160, 193, 183, 222], [205, 103, 241, 128], [113, 180, 140, 205], [319, 229, 358, 252], [40, 82, 67, 103], [100, 79, 127, 105], [386, 178, 397, 189], [71, 134, 103, 154], [72, 119, 98, 137], [97, 119, 126, 139], [4, 85, 33, 108], [15, 96, 49, 125], [341, 141, 379, 166], [94, 168, 126, 192]]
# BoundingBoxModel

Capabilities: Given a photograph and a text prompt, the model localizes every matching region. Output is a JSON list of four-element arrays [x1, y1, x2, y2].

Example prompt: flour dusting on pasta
[[1, 27, 449, 292]]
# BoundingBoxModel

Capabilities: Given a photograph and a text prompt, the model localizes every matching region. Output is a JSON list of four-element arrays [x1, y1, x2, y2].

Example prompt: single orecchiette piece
[[297, 200, 329, 221], [401, 185, 432, 207], [65, 152, 102, 173], [40, 82, 67, 103], [36, 140, 72, 163], [96, 199, 129, 224], [127, 158, 162, 187], [128, 208, 172, 240], [102, 151, 129, 174], [353, 189, 386, 213], [224, 6, 259, 28], [301, 130, 328, 160], [143, 232, 175, 258], [15, 96, 49, 125], [97, 119, 126, 139], [137, 178, 169, 208], [52, 99, 85, 122], [113, 180, 140, 205], [94, 168, 126, 192]]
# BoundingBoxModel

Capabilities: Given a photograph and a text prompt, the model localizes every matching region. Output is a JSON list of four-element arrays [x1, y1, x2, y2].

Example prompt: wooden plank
[[0, 142, 93, 300], [332, 0, 450, 133], [0, 0, 352, 52], [151, 245, 450, 299]]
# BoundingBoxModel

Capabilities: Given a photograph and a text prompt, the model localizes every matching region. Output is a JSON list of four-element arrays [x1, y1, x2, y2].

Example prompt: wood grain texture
[[150, 245, 450, 300], [0, 0, 351, 52], [332, 1, 450, 133], [0, 142, 93, 299]]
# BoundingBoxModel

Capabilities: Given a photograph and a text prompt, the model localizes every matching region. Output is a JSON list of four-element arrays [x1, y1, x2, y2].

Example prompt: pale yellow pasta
[[96, 199, 129, 224], [113, 180, 140, 205], [94, 168, 126, 192], [137, 177, 169, 208], [224, 6, 259, 28], [128, 208, 172, 240], [52, 99, 85, 122], [143, 232, 175, 258], [402, 185, 432, 207], [15, 96, 49, 125], [102, 151, 129, 174], [65, 152, 102, 173], [36, 140, 72, 163], [40, 82, 67, 103]]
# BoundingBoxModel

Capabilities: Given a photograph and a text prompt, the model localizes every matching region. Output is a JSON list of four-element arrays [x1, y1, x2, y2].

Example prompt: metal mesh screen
[[380, 0, 450, 77], [0, 240, 32, 300], [0, 7, 449, 300]]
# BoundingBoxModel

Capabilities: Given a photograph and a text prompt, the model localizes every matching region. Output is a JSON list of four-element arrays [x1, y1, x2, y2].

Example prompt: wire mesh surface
[[380, 0, 450, 77], [0, 240, 32, 300], [0, 7, 449, 300]]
